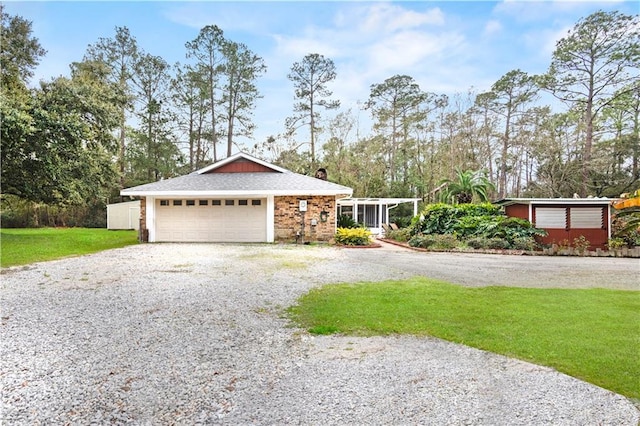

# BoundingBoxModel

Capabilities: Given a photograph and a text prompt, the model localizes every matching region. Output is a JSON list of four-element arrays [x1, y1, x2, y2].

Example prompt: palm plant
[[439, 169, 495, 204]]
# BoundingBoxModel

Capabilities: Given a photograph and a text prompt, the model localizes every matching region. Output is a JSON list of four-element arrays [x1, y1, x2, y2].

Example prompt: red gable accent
[[204, 158, 277, 174]]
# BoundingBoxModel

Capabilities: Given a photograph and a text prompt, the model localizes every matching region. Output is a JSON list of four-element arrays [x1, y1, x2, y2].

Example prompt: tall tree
[[1, 7, 43, 203], [475, 70, 537, 198], [539, 10, 640, 196], [129, 53, 181, 183], [365, 75, 431, 188], [84, 26, 139, 193], [286, 53, 340, 167], [0, 4, 46, 89], [2, 62, 121, 205], [526, 110, 584, 197], [172, 63, 209, 170], [219, 41, 266, 157], [186, 25, 225, 161], [602, 80, 640, 184]]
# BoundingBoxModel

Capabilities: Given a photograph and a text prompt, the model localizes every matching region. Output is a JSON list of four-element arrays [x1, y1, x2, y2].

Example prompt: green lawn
[[0, 228, 139, 267], [288, 278, 640, 400]]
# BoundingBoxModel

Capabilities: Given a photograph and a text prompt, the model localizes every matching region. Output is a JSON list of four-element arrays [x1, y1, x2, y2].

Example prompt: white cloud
[[367, 30, 466, 74], [272, 34, 339, 61], [484, 19, 503, 36], [162, 2, 271, 34], [350, 3, 445, 33], [493, 0, 628, 23]]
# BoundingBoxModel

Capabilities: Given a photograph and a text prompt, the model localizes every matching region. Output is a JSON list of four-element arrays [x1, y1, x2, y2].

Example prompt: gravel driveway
[[1, 243, 638, 425]]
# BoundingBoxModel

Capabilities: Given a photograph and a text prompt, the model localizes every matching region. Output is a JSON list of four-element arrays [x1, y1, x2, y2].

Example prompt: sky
[[4, 0, 639, 152]]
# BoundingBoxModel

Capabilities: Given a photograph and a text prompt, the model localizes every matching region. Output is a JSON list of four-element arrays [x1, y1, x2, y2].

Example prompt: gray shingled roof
[[121, 171, 353, 196]]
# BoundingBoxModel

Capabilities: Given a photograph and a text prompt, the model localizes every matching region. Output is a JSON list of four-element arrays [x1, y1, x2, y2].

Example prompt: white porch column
[[266, 195, 275, 242], [147, 196, 156, 242], [528, 204, 533, 223]]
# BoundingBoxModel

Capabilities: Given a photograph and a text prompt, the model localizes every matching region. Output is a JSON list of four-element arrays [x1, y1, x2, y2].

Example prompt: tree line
[[1, 6, 638, 226]]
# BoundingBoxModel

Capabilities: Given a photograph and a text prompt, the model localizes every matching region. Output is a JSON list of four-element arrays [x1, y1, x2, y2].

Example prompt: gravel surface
[[1, 243, 638, 425]]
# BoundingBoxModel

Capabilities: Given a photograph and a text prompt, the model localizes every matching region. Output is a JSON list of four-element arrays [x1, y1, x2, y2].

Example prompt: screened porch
[[336, 198, 420, 235]]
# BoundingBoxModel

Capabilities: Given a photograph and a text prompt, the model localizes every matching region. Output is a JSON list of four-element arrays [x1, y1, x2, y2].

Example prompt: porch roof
[[337, 197, 421, 205]]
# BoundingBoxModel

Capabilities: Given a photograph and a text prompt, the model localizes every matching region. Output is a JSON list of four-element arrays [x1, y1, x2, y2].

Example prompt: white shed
[[107, 200, 141, 230]]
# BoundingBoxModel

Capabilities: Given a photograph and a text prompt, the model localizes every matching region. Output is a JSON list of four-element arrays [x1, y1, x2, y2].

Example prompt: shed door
[[155, 199, 267, 242]]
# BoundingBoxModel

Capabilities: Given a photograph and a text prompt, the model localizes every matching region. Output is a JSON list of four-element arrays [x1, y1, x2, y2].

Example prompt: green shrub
[[573, 235, 591, 252], [337, 214, 359, 228], [410, 202, 546, 247], [409, 234, 459, 250], [386, 227, 411, 242], [0, 195, 108, 228], [454, 215, 494, 238], [485, 238, 510, 250], [607, 238, 626, 249], [335, 227, 372, 246], [408, 235, 435, 248], [511, 237, 538, 251], [466, 237, 488, 249], [410, 203, 460, 236]]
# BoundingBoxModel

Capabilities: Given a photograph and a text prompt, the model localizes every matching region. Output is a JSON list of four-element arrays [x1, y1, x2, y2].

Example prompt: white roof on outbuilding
[[495, 197, 615, 206]]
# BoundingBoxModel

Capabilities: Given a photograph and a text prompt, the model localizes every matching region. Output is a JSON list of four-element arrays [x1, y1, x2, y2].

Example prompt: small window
[[160, 200, 169, 206], [570, 207, 603, 229], [251, 200, 262, 206], [199, 200, 208, 206], [225, 200, 235, 206], [173, 200, 182, 206], [238, 199, 248, 206], [212, 200, 221, 206], [535, 207, 565, 229], [186, 200, 195, 206]]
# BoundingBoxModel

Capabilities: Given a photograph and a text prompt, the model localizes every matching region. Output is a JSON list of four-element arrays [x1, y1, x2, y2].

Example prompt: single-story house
[[120, 152, 353, 243], [495, 197, 615, 249], [106, 200, 141, 230], [337, 198, 420, 235]]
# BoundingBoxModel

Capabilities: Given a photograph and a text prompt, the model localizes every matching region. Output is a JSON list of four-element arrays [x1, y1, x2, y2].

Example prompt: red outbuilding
[[495, 198, 615, 250]]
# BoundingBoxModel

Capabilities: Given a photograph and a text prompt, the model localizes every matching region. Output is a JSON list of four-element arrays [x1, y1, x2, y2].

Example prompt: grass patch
[[1, 228, 138, 267], [287, 278, 640, 400]]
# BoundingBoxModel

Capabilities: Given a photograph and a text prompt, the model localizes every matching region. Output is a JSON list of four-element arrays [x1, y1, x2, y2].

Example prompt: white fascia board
[[532, 200, 613, 206], [502, 198, 613, 205], [337, 197, 419, 205], [120, 189, 353, 198]]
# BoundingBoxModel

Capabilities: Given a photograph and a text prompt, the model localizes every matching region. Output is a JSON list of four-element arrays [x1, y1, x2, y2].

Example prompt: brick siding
[[274, 195, 337, 242], [139, 197, 148, 242]]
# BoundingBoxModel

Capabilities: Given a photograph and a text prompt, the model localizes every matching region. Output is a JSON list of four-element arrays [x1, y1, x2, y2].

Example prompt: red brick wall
[[274, 195, 337, 241]]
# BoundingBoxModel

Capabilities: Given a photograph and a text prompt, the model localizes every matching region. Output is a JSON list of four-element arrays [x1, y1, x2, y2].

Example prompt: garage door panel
[[155, 199, 266, 242]]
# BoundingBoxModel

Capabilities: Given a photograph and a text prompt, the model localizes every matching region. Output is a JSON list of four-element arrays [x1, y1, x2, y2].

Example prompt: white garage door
[[155, 198, 267, 242]]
